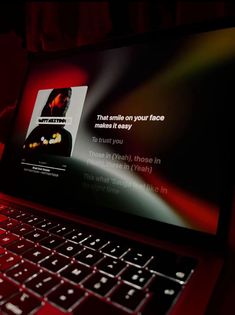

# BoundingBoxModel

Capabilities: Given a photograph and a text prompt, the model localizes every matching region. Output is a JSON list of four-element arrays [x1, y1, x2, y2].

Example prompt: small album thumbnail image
[[23, 86, 88, 157]]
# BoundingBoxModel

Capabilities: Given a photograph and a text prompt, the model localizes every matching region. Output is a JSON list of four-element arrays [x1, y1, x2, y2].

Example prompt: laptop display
[[1, 25, 234, 237]]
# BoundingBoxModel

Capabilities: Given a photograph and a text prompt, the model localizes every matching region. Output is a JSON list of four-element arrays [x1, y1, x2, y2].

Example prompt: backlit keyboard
[[0, 202, 197, 315]]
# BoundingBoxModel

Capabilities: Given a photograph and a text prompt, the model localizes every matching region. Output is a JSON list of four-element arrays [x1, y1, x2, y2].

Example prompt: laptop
[[0, 18, 233, 315]]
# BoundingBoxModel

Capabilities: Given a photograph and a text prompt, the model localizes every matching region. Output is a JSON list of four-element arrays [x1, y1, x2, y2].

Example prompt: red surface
[[0, 214, 7, 223], [35, 302, 67, 315], [0, 143, 3, 160]]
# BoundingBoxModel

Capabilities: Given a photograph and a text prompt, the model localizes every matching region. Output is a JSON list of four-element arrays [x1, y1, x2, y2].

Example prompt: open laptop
[[0, 19, 233, 315]]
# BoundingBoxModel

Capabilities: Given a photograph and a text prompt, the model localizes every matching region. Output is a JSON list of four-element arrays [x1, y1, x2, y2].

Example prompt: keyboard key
[[0, 246, 5, 255], [102, 242, 128, 258], [32, 301, 65, 315], [73, 295, 129, 315], [82, 236, 108, 250], [26, 270, 60, 295], [0, 275, 18, 305], [6, 260, 40, 283], [11, 223, 34, 236], [122, 249, 151, 267], [83, 272, 116, 296], [75, 248, 104, 266], [36, 219, 59, 231], [49, 224, 72, 236], [149, 274, 182, 294], [0, 229, 6, 236], [66, 229, 91, 243], [56, 241, 83, 257], [0, 232, 19, 246], [121, 265, 153, 288], [0, 207, 20, 217], [142, 276, 182, 315], [146, 253, 197, 282], [23, 245, 51, 263], [6, 239, 34, 255], [21, 215, 44, 226], [60, 262, 91, 284], [25, 228, 49, 242], [40, 253, 70, 272], [0, 204, 7, 211], [146, 251, 177, 269], [0, 252, 21, 271], [111, 283, 146, 311], [47, 282, 84, 310], [2, 291, 41, 315], [40, 235, 64, 249], [96, 257, 126, 276], [0, 218, 19, 231], [15, 211, 31, 221]]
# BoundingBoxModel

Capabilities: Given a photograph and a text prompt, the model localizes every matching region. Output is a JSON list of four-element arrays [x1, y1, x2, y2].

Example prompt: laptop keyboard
[[0, 202, 197, 315]]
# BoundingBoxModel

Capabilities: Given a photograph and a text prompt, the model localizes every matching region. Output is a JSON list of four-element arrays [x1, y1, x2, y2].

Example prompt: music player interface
[[7, 26, 234, 234], [21, 86, 87, 177]]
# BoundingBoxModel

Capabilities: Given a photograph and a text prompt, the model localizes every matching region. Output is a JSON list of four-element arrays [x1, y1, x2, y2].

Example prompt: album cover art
[[23, 86, 88, 157]]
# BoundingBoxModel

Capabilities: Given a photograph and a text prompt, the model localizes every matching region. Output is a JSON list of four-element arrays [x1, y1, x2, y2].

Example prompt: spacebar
[[73, 295, 129, 315]]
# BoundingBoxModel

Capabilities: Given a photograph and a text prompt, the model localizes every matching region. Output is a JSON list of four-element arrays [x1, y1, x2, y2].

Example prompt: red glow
[[16, 61, 88, 132], [0, 143, 4, 160]]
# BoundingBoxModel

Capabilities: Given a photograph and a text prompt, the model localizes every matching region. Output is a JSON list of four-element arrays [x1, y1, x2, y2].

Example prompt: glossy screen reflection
[[7, 27, 235, 235]]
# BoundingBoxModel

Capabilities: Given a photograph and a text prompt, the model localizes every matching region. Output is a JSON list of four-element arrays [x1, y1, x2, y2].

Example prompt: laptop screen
[[1, 24, 234, 237]]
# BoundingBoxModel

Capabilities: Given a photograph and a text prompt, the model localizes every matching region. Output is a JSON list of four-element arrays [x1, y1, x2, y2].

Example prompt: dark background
[[0, 2, 234, 314]]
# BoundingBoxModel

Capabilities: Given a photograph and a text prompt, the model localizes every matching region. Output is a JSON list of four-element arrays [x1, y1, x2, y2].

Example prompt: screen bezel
[[0, 17, 234, 250]]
